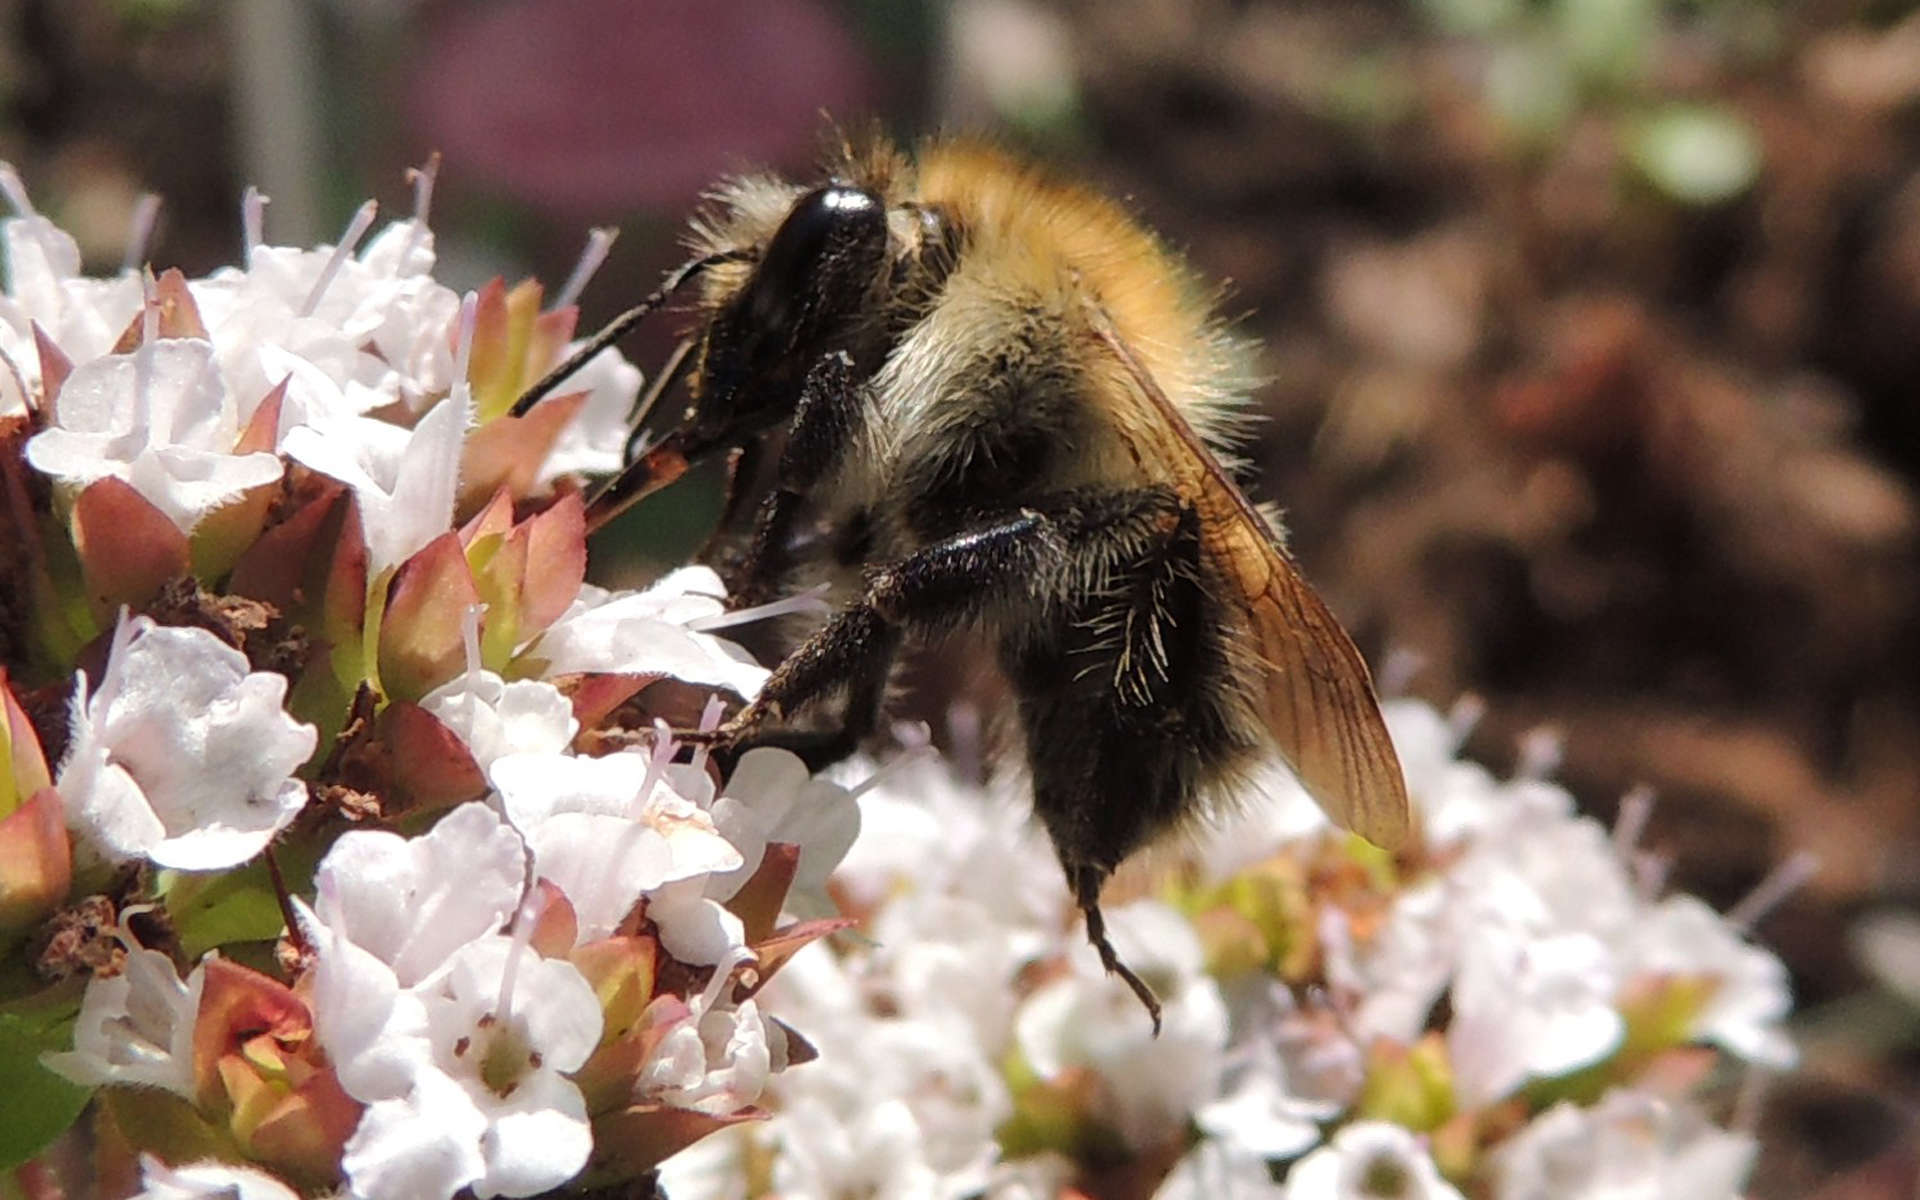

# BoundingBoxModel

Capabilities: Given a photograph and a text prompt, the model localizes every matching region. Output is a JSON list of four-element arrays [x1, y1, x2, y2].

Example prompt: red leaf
[[588, 1104, 767, 1180], [379, 701, 487, 813], [724, 842, 799, 946], [515, 490, 586, 636], [458, 390, 586, 514], [70, 477, 188, 614], [377, 532, 480, 702], [0, 787, 70, 933]]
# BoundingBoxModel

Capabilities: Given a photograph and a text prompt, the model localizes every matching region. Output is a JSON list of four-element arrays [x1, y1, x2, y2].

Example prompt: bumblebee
[[515, 134, 1409, 1028]]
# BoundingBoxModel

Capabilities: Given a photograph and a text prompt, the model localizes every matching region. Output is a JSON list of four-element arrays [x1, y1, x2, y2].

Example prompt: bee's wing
[[1085, 303, 1412, 850]]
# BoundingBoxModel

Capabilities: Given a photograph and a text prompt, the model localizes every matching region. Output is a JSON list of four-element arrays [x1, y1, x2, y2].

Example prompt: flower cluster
[[0, 163, 854, 1198], [0, 161, 1795, 1200], [659, 700, 1795, 1199]]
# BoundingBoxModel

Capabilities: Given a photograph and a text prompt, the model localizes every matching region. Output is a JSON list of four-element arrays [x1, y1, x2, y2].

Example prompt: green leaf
[[0, 1008, 93, 1169], [163, 858, 303, 960]]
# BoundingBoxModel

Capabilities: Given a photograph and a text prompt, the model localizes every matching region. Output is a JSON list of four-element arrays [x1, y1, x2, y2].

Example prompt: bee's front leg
[[727, 350, 861, 606]]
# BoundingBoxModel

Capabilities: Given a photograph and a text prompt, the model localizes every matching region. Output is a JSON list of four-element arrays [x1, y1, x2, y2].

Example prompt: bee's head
[[681, 183, 890, 453]]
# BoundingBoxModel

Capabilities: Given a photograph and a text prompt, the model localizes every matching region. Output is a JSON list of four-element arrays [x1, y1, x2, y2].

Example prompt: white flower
[[1494, 1089, 1757, 1200], [1620, 895, 1796, 1069], [1014, 901, 1229, 1150], [489, 750, 742, 944], [304, 802, 527, 1099], [1153, 1139, 1286, 1200], [772, 1098, 945, 1200], [283, 384, 469, 576], [1447, 926, 1622, 1107], [42, 933, 203, 1099], [192, 201, 458, 414], [704, 746, 861, 905], [523, 569, 770, 698], [535, 338, 644, 485], [1286, 1122, 1464, 1200], [404, 935, 602, 1198], [25, 338, 285, 532], [1, 169, 142, 379], [421, 662, 578, 775], [133, 1156, 301, 1200], [58, 614, 316, 871], [645, 994, 777, 1115]]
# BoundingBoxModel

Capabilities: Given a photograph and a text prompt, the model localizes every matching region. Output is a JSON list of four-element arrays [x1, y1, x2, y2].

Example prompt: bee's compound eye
[[747, 186, 888, 334]]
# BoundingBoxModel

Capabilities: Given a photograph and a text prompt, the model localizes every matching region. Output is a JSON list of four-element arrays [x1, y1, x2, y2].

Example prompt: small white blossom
[[304, 802, 527, 1099], [59, 614, 316, 871], [408, 935, 601, 1198], [133, 1156, 301, 1200], [1447, 926, 1622, 1107], [42, 933, 203, 1099], [1619, 895, 1797, 1070], [1286, 1122, 1464, 1200], [283, 384, 470, 575], [705, 746, 861, 905], [524, 569, 770, 698], [1, 170, 142, 380], [26, 338, 285, 532], [490, 750, 742, 944], [420, 616, 578, 775], [1015, 901, 1229, 1150], [1494, 1088, 1757, 1200]]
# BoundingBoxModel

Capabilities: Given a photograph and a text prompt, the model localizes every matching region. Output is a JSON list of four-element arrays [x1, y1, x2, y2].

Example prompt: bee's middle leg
[[706, 487, 1186, 747]]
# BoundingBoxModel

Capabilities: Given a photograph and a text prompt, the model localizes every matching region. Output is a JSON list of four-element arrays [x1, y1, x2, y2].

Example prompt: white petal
[[314, 802, 527, 987], [470, 1069, 594, 1198], [342, 1070, 488, 1200], [528, 812, 670, 941]]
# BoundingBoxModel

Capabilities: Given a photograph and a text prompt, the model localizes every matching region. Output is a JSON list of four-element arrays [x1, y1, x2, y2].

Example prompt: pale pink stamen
[[1514, 725, 1563, 780], [1446, 694, 1486, 748], [396, 154, 440, 274], [0, 163, 36, 217], [689, 695, 727, 779], [849, 725, 935, 800], [298, 199, 377, 317], [687, 584, 833, 632], [1612, 784, 1655, 856], [1724, 851, 1819, 934], [241, 187, 268, 259], [122, 195, 162, 274], [633, 719, 675, 817], [553, 226, 618, 311], [132, 271, 159, 436], [1378, 647, 1425, 698], [496, 884, 548, 1024], [459, 603, 487, 688]]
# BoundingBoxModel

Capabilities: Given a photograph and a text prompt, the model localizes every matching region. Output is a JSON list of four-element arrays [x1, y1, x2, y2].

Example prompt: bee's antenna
[[510, 247, 750, 418], [621, 335, 698, 461]]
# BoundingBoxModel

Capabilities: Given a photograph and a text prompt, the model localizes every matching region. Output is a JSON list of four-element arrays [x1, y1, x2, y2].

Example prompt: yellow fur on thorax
[[906, 144, 1258, 457]]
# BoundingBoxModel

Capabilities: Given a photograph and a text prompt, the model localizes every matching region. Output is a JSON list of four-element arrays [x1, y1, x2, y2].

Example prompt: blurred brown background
[[3, 0, 1917, 1194]]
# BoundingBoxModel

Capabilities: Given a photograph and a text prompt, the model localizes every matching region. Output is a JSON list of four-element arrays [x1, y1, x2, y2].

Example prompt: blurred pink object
[[412, 0, 871, 216]]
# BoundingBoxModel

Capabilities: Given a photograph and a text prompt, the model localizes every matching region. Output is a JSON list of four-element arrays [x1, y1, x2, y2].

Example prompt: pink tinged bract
[[59, 614, 316, 871]]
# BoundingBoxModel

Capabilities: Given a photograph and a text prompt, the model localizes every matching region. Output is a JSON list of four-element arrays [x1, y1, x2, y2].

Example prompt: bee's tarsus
[[1079, 887, 1163, 1035]]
